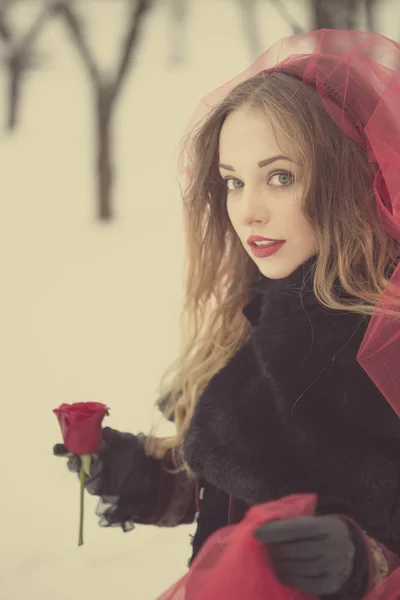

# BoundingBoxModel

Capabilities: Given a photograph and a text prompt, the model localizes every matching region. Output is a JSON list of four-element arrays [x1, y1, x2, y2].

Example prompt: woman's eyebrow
[[218, 154, 294, 171]]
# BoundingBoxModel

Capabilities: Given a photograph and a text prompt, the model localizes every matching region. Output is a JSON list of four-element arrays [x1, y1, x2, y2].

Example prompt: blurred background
[[1, 1, 399, 598]]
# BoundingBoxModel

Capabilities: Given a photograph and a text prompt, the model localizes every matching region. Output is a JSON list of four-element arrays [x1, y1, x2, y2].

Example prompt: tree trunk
[[6, 57, 21, 130], [365, 0, 377, 32], [96, 85, 113, 220], [312, 0, 359, 30]]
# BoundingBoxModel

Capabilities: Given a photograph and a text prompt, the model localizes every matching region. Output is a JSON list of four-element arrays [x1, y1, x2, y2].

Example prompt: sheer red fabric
[[179, 29, 400, 422], [157, 494, 400, 600], [156, 494, 400, 600], [156, 494, 318, 600], [167, 29, 400, 600]]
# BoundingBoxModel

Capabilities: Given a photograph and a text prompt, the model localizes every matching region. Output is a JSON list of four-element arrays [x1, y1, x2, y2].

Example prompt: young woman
[[55, 29, 400, 599]]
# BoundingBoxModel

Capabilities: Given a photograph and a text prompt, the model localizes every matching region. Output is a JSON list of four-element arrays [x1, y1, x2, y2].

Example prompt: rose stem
[[78, 465, 86, 546]]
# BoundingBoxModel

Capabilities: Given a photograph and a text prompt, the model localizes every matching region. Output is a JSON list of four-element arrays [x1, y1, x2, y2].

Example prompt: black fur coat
[[183, 259, 400, 559]]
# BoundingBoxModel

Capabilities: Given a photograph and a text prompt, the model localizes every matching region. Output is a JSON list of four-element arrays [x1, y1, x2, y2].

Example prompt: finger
[[255, 517, 327, 544], [101, 495, 120, 504], [85, 459, 104, 495], [269, 539, 326, 561], [53, 443, 69, 456], [90, 457, 103, 479], [67, 455, 81, 473], [102, 427, 138, 450], [273, 555, 331, 578], [102, 427, 121, 445], [274, 569, 330, 595], [96, 441, 109, 462], [86, 472, 103, 495], [86, 478, 102, 495]]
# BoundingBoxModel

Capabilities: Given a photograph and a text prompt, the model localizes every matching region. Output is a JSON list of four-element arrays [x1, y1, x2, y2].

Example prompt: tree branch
[[0, 0, 58, 130], [112, 0, 151, 98], [269, 0, 305, 34], [55, 0, 100, 85], [0, 2, 11, 42], [1, 0, 58, 52]]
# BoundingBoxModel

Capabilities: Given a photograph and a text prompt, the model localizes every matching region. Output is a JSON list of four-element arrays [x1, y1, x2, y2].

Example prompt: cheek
[[226, 202, 238, 230], [297, 216, 317, 250], [285, 204, 316, 245]]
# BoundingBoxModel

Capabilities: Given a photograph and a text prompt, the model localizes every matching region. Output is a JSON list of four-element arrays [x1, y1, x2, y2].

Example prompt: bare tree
[[365, 0, 377, 32], [269, 0, 305, 35], [0, 0, 56, 130], [166, 0, 188, 65], [236, 0, 263, 60], [54, 0, 152, 220], [312, 0, 360, 30]]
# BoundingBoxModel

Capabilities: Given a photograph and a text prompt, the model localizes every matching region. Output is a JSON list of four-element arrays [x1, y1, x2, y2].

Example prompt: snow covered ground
[[0, 1, 398, 598]]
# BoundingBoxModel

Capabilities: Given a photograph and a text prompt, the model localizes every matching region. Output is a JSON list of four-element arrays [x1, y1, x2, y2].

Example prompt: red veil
[[158, 30, 400, 599]]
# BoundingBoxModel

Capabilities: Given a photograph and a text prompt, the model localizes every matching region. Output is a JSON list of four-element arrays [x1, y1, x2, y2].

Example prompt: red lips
[[247, 235, 284, 245]]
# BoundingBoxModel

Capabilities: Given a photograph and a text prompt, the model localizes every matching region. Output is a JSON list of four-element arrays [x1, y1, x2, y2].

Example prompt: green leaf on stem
[[81, 454, 92, 477]]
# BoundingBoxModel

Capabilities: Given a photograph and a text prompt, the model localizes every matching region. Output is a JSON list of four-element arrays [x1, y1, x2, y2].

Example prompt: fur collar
[[183, 258, 400, 538], [242, 256, 318, 326]]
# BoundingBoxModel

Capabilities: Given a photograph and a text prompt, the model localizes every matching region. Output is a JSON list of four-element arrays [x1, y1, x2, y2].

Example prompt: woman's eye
[[222, 171, 294, 192], [224, 177, 243, 191], [268, 171, 294, 187]]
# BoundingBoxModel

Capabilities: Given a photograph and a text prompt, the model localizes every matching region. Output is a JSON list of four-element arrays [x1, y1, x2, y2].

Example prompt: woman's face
[[218, 105, 317, 280]]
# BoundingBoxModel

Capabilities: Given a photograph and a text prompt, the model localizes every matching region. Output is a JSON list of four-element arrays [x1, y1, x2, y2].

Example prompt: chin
[[258, 264, 298, 280], [256, 255, 314, 280]]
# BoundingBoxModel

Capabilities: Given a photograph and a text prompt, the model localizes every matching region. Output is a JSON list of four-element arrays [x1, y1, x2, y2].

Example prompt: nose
[[238, 184, 270, 227]]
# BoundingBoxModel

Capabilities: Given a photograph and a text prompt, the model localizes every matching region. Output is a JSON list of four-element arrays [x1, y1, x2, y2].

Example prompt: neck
[[250, 255, 317, 297]]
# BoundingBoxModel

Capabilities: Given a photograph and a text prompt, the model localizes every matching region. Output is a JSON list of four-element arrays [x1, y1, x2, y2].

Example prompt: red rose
[[54, 401, 110, 546], [53, 402, 109, 455]]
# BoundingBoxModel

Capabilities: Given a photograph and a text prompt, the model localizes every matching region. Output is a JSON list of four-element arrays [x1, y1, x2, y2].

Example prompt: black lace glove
[[254, 515, 369, 599], [53, 426, 161, 529]]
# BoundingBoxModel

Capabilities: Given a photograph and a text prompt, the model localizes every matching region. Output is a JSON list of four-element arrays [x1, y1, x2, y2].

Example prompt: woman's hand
[[254, 515, 358, 596], [53, 426, 159, 500]]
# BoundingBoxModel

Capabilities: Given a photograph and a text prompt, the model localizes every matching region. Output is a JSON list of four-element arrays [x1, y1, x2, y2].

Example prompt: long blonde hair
[[144, 72, 400, 474]]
